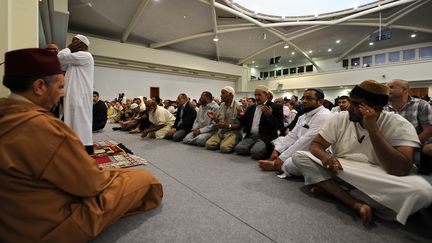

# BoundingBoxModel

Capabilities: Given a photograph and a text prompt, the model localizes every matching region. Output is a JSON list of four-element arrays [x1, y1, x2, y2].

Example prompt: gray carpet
[[91, 123, 432, 243]]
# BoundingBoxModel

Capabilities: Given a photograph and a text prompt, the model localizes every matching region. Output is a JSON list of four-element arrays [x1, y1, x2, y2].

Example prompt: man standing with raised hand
[[58, 34, 94, 154]]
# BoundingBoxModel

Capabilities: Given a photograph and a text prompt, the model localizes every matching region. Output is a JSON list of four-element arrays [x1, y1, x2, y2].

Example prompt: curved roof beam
[[210, 0, 220, 61], [213, 0, 417, 28], [121, 0, 151, 42], [149, 26, 258, 48], [336, 0, 429, 62]]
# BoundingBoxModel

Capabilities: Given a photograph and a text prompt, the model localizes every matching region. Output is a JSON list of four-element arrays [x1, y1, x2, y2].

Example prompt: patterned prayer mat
[[92, 140, 148, 168]]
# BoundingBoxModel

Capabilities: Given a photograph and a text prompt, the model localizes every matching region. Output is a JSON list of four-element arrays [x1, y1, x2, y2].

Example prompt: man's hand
[[207, 111, 216, 120], [216, 120, 225, 129], [192, 128, 201, 137], [261, 105, 272, 116], [68, 41, 82, 53], [141, 129, 149, 138], [270, 149, 280, 160], [237, 106, 245, 117], [359, 103, 379, 132], [167, 128, 176, 135], [322, 155, 343, 174]]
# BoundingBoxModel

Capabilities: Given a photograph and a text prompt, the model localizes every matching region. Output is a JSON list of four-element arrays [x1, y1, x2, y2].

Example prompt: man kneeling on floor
[[0, 48, 163, 242], [291, 80, 432, 226]]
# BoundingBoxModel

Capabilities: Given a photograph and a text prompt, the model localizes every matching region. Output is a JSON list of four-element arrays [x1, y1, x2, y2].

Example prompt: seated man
[[141, 100, 176, 139], [183, 91, 219, 146], [92, 91, 108, 132], [292, 80, 432, 226], [0, 48, 163, 242], [165, 93, 197, 141], [258, 88, 333, 176], [206, 86, 243, 153], [235, 85, 284, 160], [384, 79, 432, 174], [331, 95, 350, 113]]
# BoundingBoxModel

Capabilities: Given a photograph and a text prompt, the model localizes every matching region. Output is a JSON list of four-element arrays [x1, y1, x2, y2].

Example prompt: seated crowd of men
[[108, 80, 432, 226]]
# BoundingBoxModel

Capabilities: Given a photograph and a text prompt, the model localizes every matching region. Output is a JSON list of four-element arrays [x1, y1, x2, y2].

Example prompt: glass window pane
[[363, 56, 372, 67], [351, 57, 360, 67], [375, 53, 385, 64], [419, 46, 432, 59], [388, 51, 400, 62], [403, 49, 415, 61]]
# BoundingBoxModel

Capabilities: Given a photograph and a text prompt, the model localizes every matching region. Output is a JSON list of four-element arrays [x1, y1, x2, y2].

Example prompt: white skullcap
[[255, 85, 269, 93], [74, 34, 90, 47], [130, 103, 139, 109], [222, 86, 235, 95]]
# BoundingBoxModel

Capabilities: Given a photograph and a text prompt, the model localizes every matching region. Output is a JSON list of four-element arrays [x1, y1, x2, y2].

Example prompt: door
[[150, 87, 160, 99]]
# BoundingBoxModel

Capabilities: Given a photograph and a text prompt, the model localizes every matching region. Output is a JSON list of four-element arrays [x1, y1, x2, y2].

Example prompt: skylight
[[227, 0, 388, 20]]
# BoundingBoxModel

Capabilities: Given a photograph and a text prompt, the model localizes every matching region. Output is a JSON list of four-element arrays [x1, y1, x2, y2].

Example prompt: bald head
[[46, 44, 59, 54], [145, 100, 157, 112], [387, 79, 410, 101]]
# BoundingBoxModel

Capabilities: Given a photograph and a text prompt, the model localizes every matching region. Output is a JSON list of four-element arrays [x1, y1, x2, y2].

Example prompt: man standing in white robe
[[292, 80, 432, 226], [58, 34, 94, 154]]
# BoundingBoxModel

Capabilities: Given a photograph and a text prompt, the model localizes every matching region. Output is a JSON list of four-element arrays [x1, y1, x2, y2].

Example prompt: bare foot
[[258, 160, 275, 171], [129, 128, 141, 134], [310, 185, 330, 197], [354, 203, 373, 226]]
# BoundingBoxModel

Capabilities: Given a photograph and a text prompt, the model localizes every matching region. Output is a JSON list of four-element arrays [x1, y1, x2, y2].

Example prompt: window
[[419, 46, 432, 59], [305, 65, 313, 72], [403, 49, 415, 61], [388, 51, 400, 62], [351, 57, 360, 67], [290, 67, 296, 74], [263, 72, 269, 78], [375, 53, 385, 65], [283, 68, 289, 75], [342, 59, 349, 68], [276, 70, 282, 76], [363, 56, 372, 67], [269, 71, 275, 77], [297, 66, 304, 73]]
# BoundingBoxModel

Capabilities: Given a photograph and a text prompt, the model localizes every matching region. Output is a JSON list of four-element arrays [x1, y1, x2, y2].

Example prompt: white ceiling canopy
[[225, 0, 396, 21]]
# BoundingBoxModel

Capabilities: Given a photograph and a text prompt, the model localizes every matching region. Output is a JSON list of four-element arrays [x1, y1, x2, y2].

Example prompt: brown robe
[[0, 98, 163, 243]]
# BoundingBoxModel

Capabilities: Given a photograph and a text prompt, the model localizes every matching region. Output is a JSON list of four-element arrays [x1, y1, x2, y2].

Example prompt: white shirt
[[58, 48, 94, 145], [273, 106, 334, 162], [149, 106, 176, 126], [320, 111, 420, 165], [250, 104, 263, 135]]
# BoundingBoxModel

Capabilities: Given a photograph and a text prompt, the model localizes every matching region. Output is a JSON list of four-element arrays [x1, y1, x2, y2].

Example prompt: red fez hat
[[3, 48, 62, 78]]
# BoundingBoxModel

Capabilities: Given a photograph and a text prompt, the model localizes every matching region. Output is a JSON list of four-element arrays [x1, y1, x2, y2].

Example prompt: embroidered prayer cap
[[255, 85, 269, 93], [3, 48, 62, 79], [74, 34, 90, 47], [130, 103, 139, 109], [222, 86, 235, 95], [350, 80, 389, 106]]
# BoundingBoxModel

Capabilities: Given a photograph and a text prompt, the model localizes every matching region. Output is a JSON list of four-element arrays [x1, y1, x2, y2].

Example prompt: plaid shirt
[[384, 97, 432, 140]]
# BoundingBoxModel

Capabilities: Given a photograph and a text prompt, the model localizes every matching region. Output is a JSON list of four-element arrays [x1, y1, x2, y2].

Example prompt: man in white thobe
[[58, 34, 94, 154], [258, 88, 333, 176], [292, 80, 432, 226]]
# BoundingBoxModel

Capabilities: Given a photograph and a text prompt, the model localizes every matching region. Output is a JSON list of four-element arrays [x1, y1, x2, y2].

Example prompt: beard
[[302, 105, 318, 113]]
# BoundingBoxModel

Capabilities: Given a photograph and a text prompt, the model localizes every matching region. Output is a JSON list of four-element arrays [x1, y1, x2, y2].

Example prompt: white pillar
[[0, 0, 39, 97]]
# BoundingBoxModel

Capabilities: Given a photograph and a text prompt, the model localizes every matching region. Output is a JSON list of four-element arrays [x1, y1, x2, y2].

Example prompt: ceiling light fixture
[[328, 48, 332, 52], [263, 33, 267, 40], [283, 42, 289, 49], [252, 60, 255, 63], [291, 52, 295, 55], [289, 60, 292, 62], [411, 33, 416, 38], [369, 42, 374, 46], [213, 35, 219, 42], [336, 40, 341, 44], [308, 50, 313, 54]]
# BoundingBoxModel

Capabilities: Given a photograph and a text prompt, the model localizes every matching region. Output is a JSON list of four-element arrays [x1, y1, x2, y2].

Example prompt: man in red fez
[[58, 34, 94, 154], [291, 80, 432, 226], [0, 48, 163, 242]]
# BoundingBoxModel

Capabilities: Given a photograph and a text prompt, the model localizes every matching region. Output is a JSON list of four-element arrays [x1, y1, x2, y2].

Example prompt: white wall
[[94, 66, 235, 101]]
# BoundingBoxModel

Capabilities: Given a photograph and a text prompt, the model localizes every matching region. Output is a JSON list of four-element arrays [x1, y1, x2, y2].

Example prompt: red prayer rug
[[92, 140, 148, 168]]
